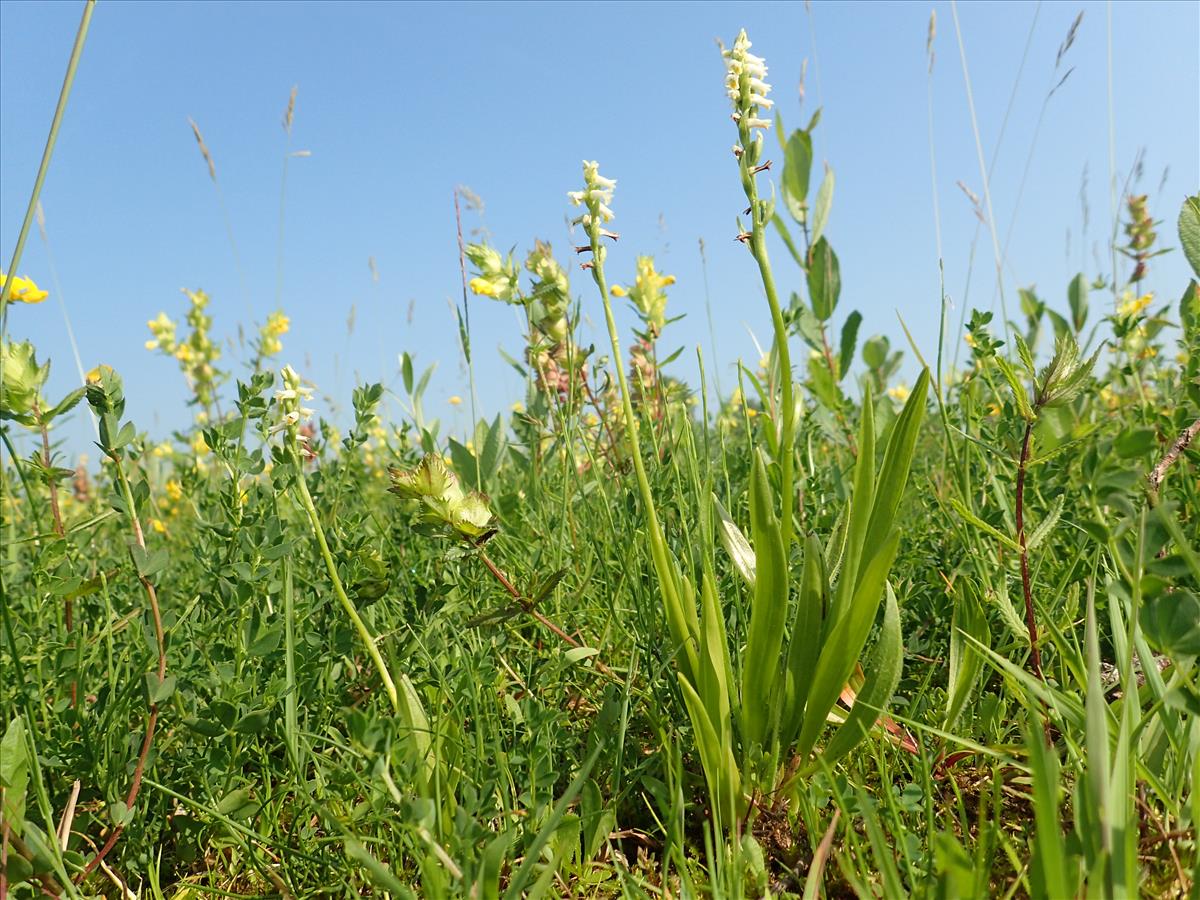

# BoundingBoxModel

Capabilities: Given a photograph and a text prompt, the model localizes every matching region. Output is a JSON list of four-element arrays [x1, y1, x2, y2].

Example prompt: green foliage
[[1, 22, 1195, 900]]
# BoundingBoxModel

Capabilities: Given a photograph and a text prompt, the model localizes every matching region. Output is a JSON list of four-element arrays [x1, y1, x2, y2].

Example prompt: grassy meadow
[[2, 10, 1200, 899]]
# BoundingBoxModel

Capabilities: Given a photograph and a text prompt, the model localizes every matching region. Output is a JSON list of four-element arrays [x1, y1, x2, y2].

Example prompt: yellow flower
[[449, 395, 463, 406], [585, 412, 599, 427], [746, 407, 758, 418], [1118, 292, 1152, 317], [152, 441, 174, 458], [468, 276, 501, 299], [511, 401, 525, 414], [150, 518, 167, 534], [86, 365, 112, 384], [0, 271, 48, 304], [190, 432, 210, 456], [165, 479, 183, 501], [964, 332, 977, 349], [887, 383, 911, 402], [610, 284, 627, 298]]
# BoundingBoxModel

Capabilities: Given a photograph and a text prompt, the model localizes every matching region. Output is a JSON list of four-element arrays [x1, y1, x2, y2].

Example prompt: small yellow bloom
[[150, 518, 167, 534], [448, 395, 463, 406], [986, 402, 1002, 417], [964, 332, 977, 349], [190, 432, 210, 456], [165, 479, 183, 501], [585, 412, 599, 427], [1118, 292, 1152, 317], [0, 271, 48, 304], [887, 383, 911, 403], [610, 284, 627, 297], [468, 276, 501, 299], [152, 441, 174, 458], [86, 365, 112, 384], [511, 401, 525, 414], [746, 407, 758, 418]]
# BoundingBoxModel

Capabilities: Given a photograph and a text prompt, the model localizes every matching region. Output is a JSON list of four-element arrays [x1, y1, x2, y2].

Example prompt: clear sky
[[2, 0, 1197, 457]]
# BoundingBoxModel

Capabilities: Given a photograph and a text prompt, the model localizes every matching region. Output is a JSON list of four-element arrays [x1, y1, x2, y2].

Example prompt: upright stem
[[289, 448, 400, 716], [1015, 419, 1045, 683], [475, 547, 616, 679], [745, 174, 796, 552], [0, 0, 95, 329], [78, 452, 166, 882]]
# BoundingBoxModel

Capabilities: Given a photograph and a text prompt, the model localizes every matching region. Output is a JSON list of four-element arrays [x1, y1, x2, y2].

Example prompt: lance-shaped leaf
[[797, 529, 900, 762], [863, 369, 929, 557], [807, 238, 841, 321], [829, 385, 876, 627], [740, 449, 789, 751], [780, 532, 827, 749], [815, 582, 904, 770]]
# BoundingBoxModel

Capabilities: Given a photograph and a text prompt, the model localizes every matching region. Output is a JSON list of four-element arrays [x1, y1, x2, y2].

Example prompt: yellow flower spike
[[0, 271, 49, 304]]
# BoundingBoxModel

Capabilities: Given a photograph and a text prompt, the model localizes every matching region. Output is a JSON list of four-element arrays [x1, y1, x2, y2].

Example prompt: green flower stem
[[588, 230, 697, 684], [740, 129, 795, 553], [287, 445, 400, 715], [0, 0, 95, 328]]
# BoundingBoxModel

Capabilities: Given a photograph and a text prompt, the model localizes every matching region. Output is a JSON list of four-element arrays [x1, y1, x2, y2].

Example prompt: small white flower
[[746, 117, 772, 130]]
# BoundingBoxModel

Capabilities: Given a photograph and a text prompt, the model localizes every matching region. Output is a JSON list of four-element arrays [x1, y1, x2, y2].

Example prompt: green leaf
[[830, 385, 876, 625], [713, 494, 755, 588], [1141, 589, 1200, 658], [346, 839, 413, 896], [790, 294, 825, 350], [677, 674, 740, 828], [820, 585, 902, 777], [797, 530, 901, 762], [782, 130, 814, 224], [1113, 426, 1157, 459], [740, 450, 789, 751], [810, 163, 835, 249], [563, 647, 599, 663], [1068, 272, 1089, 332], [818, 582, 903, 768], [1, 716, 29, 835], [1025, 493, 1064, 551], [504, 742, 603, 899], [993, 356, 1035, 421], [1179, 193, 1200, 279], [45, 387, 86, 422], [782, 533, 827, 747], [863, 369, 929, 556], [773, 214, 805, 268], [949, 499, 1020, 552], [945, 581, 989, 730], [1027, 712, 1075, 900], [838, 311, 862, 381], [146, 673, 177, 705], [807, 238, 841, 321]]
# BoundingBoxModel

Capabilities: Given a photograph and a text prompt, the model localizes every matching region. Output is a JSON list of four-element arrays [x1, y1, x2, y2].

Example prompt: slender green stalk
[[741, 155, 796, 552], [288, 445, 400, 716], [0, 0, 94, 330]]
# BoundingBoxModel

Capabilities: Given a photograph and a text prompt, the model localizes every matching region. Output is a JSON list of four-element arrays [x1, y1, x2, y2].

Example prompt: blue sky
[[2, 0, 1197, 456]]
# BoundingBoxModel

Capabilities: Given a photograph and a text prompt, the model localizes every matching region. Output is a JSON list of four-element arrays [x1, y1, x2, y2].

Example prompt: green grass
[[2, 19, 1199, 900]]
